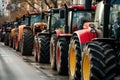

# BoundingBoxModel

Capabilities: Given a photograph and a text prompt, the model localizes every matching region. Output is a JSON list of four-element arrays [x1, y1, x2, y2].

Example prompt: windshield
[[71, 11, 92, 32], [50, 13, 65, 31], [21, 17, 29, 25], [110, 0, 120, 4], [30, 15, 41, 26], [110, 5, 120, 24]]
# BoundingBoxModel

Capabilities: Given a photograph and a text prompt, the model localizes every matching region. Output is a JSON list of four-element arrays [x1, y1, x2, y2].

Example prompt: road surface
[[0, 42, 68, 80]]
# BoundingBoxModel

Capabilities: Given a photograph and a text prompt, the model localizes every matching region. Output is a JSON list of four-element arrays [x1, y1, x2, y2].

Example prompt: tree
[[44, 0, 58, 8]]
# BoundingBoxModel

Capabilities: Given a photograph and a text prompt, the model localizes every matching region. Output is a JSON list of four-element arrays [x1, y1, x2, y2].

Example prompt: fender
[[54, 29, 64, 37], [18, 25, 26, 41], [74, 28, 98, 44], [11, 28, 15, 38], [18, 25, 32, 41]]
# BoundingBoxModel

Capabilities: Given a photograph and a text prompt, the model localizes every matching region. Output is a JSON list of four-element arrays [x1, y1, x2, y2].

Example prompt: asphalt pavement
[[0, 42, 68, 80]]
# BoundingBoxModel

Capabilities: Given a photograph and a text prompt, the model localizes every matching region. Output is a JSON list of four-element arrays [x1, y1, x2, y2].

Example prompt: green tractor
[[34, 9, 65, 63]]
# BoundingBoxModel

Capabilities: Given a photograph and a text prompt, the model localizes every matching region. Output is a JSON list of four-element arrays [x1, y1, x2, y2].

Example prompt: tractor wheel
[[0, 34, 4, 42], [50, 35, 57, 70], [4, 32, 10, 46], [103, 43, 116, 80], [68, 35, 81, 80], [116, 49, 120, 76], [56, 37, 69, 75], [34, 36, 38, 62], [81, 41, 116, 80], [37, 35, 50, 63], [9, 35, 13, 47], [21, 29, 34, 55]]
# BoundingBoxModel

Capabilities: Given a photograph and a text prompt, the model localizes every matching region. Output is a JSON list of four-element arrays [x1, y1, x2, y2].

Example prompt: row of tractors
[[1, 0, 120, 79]]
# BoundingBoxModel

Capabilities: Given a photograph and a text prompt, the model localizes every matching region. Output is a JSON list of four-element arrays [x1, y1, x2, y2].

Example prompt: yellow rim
[[83, 47, 91, 80], [69, 43, 76, 78]]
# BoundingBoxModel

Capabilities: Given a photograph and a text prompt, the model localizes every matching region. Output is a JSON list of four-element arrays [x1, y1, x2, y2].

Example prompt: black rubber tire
[[103, 43, 116, 80], [68, 35, 81, 80], [50, 35, 57, 70], [21, 29, 34, 55], [0, 34, 4, 42], [117, 50, 120, 76], [81, 41, 116, 80], [56, 37, 69, 75], [37, 35, 50, 63], [9, 34, 13, 47], [4, 32, 10, 46]]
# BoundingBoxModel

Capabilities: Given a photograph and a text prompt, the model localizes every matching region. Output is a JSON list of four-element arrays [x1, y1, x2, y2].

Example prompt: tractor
[[68, 0, 120, 80], [12, 16, 24, 49], [50, 1, 96, 75], [4, 22, 13, 46], [0, 24, 5, 42], [13, 12, 41, 55], [33, 8, 65, 63], [9, 20, 18, 47]]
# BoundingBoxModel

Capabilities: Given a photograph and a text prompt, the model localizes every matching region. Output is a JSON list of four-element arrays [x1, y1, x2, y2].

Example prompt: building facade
[[0, 0, 6, 16]]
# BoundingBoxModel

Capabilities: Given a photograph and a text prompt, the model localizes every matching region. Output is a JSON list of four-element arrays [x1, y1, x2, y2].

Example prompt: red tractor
[[9, 20, 18, 47], [68, 0, 120, 80], [13, 12, 42, 55], [50, 1, 96, 75]]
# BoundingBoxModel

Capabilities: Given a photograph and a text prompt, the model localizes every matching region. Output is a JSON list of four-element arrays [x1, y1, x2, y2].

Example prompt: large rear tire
[[9, 34, 13, 47], [81, 41, 116, 80], [37, 35, 50, 63], [56, 37, 69, 75], [4, 32, 10, 46], [68, 35, 81, 80], [50, 35, 57, 70], [21, 29, 34, 55]]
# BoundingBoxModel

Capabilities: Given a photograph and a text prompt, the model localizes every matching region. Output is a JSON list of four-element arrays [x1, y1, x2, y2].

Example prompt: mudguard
[[19, 25, 32, 41], [54, 29, 64, 37], [74, 28, 98, 44], [18, 25, 26, 41], [11, 28, 15, 38]]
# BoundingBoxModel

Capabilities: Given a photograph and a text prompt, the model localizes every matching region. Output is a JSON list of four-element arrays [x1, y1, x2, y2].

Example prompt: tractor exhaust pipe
[[85, 0, 92, 10]]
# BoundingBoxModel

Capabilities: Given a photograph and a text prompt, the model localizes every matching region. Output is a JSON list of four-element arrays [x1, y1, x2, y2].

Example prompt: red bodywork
[[74, 22, 98, 44], [70, 5, 96, 10], [18, 25, 32, 41], [55, 29, 72, 37]]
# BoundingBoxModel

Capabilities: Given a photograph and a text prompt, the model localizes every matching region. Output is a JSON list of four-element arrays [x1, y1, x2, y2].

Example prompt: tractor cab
[[21, 12, 41, 28], [108, 1, 120, 41], [47, 8, 65, 34], [66, 5, 96, 33]]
